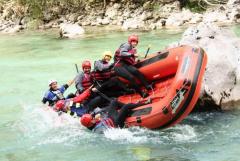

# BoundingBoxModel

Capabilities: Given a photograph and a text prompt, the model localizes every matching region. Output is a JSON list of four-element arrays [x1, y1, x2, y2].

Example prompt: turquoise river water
[[0, 26, 240, 161]]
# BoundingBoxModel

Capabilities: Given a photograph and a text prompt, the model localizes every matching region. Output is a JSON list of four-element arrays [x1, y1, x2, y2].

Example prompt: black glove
[[109, 63, 115, 69]]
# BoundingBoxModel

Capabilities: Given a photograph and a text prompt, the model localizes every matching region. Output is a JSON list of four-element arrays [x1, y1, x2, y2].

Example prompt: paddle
[[75, 64, 79, 73], [144, 45, 151, 58], [95, 88, 112, 102]]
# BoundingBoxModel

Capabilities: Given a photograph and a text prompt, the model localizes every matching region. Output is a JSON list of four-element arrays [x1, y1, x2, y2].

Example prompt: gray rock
[[166, 9, 193, 27], [143, 1, 152, 10], [179, 22, 240, 110], [105, 6, 118, 19], [81, 20, 91, 26], [2, 25, 23, 33], [203, 11, 229, 23], [227, 0, 240, 5], [101, 18, 110, 25], [122, 18, 145, 30], [68, 14, 79, 22], [59, 23, 85, 38], [113, 3, 121, 9]]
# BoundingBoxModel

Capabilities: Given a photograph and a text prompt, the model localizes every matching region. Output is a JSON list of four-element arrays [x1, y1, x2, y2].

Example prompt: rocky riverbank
[[0, 0, 240, 37]]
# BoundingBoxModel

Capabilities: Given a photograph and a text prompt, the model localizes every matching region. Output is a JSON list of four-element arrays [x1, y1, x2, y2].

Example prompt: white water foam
[[16, 103, 80, 138], [103, 124, 198, 144], [15, 103, 199, 146], [169, 125, 198, 142]]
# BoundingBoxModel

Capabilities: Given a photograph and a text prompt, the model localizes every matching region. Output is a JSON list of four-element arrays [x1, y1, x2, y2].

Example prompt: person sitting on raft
[[54, 88, 91, 117], [75, 60, 93, 94], [114, 34, 152, 98], [92, 51, 114, 84], [80, 99, 149, 133], [42, 79, 74, 106], [91, 51, 134, 98]]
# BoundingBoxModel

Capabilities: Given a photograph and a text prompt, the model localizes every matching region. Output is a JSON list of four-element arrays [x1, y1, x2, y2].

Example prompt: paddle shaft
[[75, 64, 79, 73], [144, 47, 151, 58]]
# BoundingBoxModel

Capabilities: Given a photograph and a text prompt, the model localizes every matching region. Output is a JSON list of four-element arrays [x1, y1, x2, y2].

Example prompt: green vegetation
[[182, 0, 207, 13]]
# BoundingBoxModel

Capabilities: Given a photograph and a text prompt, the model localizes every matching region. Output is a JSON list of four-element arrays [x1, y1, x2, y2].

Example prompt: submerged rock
[[179, 22, 240, 110], [59, 23, 85, 38]]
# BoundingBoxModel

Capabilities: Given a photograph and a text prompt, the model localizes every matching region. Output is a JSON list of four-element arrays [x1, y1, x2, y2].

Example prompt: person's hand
[[92, 87, 98, 92], [109, 63, 114, 69], [134, 53, 138, 57], [67, 79, 75, 86], [95, 113, 101, 121]]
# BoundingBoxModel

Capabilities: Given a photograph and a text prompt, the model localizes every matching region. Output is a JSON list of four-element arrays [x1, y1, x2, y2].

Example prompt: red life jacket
[[114, 45, 136, 65], [92, 61, 113, 81], [104, 118, 115, 128], [95, 117, 115, 128], [81, 73, 92, 90]]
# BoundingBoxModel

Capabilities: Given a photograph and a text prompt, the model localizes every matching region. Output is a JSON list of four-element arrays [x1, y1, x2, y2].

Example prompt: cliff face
[[0, 0, 239, 33]]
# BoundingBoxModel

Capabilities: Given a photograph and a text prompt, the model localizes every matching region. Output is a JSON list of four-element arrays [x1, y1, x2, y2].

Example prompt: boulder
[[2, 25, 23, 33], [179, 22, 240, 110], [158, 1, 181, 18], [166, 9, 194, 27], [59, 23, 85, 38], [101, 18, 110, 25], [122, 18, 145, 30], [143, 1, 152, 10], [68, 13, 79, 23], [113, 3, 121, 9], [227, 0, 240, 5], [203, 11, 229, 23], [105, 6, 118, 19]]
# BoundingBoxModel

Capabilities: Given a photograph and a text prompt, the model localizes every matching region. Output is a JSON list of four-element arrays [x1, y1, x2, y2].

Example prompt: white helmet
[[48, 79, 57, 86]]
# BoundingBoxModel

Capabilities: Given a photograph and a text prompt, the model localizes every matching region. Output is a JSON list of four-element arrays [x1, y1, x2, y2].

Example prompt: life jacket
[[93, 117, 115, 133], [92, 60, 113, 81], [50, 89, 65, 101], [82, 73, 92, 90], [114, 43, 137, 65]]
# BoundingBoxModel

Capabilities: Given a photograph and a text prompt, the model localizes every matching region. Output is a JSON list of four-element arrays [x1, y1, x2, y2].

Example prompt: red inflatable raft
[[118, 45, 208, 129]]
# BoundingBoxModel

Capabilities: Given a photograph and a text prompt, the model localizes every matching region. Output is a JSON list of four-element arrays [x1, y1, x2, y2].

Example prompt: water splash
[[103, 124, 198, 144]]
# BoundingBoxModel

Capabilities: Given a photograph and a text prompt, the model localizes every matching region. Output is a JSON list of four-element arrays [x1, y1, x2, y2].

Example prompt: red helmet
[[80, 114, 94, 127], [82, 60, 91, 70], [55, 100, 65, 111], [128, 35, 139, 44]]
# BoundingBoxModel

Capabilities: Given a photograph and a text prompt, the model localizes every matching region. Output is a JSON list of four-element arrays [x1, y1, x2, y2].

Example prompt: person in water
[[75, 60, 93, 94], [80, 99, 150, 133], [114, 34, 152, 98], [42, 79, 74, 106], [55, 89, 91, 117]]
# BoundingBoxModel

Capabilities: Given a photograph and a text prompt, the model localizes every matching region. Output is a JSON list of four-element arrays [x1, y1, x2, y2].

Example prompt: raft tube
[[118, 45, 208, 129]]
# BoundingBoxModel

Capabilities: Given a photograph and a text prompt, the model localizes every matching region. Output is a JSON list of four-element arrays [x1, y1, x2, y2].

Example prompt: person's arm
[[94, 60, 111, 71], [42, 97, 48, 104], [60, 78, 75, 91], [73, 88, 91, 103], [67, 79, 75, 87], [119, 43, 134, 57], [75, 72, 84, 93], [42, 91, 50, 104]]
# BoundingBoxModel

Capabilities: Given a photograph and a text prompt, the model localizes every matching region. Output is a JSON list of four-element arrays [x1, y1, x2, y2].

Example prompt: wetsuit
[[114, 43, 150, 95], [89, 100, 144, 133]]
